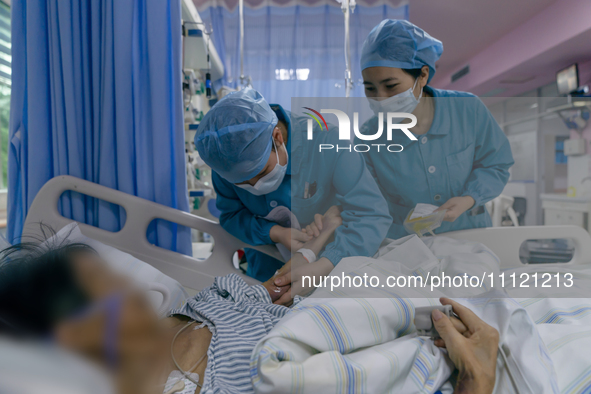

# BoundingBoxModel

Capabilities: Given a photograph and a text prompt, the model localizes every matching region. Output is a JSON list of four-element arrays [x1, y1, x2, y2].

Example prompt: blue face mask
[[236, 139, 288, 196], [68, 293, 124, 370], [368, 77, 422, 117]]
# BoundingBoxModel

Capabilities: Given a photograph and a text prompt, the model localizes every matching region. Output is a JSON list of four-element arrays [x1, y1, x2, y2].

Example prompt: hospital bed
[[23, 175, 591, 293], [13, 175, 591, 394]]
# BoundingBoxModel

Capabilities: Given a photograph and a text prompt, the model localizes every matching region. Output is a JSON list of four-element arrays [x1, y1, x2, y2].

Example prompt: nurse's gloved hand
[[432, 297, 498, 394], [435, 196, 475, 222], [270, 225, 312, 252]]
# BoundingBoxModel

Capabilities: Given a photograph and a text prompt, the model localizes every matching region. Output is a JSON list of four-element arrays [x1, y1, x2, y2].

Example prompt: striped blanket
[[250, 235, 591, 394]]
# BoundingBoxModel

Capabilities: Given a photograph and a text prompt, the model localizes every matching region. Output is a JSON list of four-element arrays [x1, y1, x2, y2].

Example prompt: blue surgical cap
[[361, 19, 443, 83], [194, 88, 278, 184]]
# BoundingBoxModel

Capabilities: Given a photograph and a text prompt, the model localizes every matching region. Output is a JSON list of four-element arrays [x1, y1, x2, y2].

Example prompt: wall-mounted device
[[564, 138, 586, 156], [557, 64, 579, 96], [181, 0, 224, 82]]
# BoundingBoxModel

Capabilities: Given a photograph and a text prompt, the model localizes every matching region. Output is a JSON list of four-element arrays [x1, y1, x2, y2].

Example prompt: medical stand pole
[[341, 0, 354, 97], [238, 0, 249, 89]]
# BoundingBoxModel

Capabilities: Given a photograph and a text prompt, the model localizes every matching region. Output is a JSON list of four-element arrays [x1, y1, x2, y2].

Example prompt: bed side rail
[[443, 225, 591, 268], [22, 176, 283, 290]]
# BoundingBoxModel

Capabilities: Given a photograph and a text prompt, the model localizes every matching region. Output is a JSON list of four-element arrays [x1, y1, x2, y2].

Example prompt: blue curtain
[[8, 0, 191, 254], [201, 4, 408, 109]]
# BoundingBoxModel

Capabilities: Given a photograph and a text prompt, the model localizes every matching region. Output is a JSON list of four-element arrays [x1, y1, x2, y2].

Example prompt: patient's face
[[54, 253, 160, 363]]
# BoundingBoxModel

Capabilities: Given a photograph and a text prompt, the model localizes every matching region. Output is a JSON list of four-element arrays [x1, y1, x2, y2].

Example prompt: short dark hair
[[0, 229, 97, 337]]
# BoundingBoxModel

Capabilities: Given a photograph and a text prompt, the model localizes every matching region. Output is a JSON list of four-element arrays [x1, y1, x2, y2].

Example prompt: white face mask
[[236, 139, 288, 196], [368, 77, 423, 117]]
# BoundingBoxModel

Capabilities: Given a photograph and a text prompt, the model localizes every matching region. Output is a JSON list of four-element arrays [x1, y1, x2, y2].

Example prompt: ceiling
[[407, 0, 557, 86]]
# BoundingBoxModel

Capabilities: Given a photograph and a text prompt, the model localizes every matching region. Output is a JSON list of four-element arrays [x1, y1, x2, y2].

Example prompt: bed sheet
[[250, 235, 565, 394]]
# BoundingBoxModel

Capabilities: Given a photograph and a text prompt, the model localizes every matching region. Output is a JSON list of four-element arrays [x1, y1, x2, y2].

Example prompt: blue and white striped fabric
[[168, 274, 290, 394]]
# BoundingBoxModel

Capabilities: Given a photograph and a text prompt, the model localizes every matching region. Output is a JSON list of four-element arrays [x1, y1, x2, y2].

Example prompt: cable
[[498, 342, 535, 394], [170, 320, 207, 388]]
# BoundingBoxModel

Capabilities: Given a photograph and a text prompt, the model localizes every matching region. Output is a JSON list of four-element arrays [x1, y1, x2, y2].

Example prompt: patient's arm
[[263, 211, 341, 302], [301, 205, 342, 237], [298, 210, 342, 256]]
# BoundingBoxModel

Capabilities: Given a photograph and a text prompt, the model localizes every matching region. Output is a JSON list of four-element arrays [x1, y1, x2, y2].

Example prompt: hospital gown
[[168, 274, 290, 394], [357, 86, 514, 239]]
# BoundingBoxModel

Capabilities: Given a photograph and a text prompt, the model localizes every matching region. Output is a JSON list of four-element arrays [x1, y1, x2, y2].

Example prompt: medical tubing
[[171, 320, 207, 388], [343, 0, 352, 97], [477, 298, 534, 393], [498, 342, 535, 394], [239, 0, 245, 84]]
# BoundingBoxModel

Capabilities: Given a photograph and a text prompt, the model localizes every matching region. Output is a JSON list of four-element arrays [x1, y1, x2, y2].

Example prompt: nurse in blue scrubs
[[195, 88, 391, 282], [358, 20, 514, 239]]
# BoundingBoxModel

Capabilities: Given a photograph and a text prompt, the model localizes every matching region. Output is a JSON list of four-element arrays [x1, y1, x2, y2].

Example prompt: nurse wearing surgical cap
[[195, 88, 391, 283], [357, 19, 514, 239]]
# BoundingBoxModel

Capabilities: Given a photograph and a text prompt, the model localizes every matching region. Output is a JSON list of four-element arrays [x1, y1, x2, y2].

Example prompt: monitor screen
[[557, 64, 579, 95]]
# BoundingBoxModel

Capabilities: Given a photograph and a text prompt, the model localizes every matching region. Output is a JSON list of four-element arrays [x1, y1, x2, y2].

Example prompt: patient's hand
[[262, 275, 290, 303], [272, 209, 342, 305], [432, 298, 499, 394], [271, 257, 333, 306]]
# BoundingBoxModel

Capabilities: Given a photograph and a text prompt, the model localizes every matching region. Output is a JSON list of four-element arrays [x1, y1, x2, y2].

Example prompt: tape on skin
[[297, 248, 316, 264]]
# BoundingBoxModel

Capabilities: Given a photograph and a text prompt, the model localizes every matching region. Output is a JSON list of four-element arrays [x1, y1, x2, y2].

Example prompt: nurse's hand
[[432, 297, 498, 394], [302, 206, 342, 237], [436, 196, 475, 222], [270, 225, 312, 252]]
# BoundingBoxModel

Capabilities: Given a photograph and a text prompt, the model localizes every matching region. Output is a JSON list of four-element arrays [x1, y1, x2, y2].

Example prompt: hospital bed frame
[[23, 176, 591, 291]]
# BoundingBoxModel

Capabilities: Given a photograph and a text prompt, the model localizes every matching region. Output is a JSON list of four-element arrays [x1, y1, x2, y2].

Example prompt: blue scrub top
[[357, 86, 514, 239], [213, 105, 392, 281]]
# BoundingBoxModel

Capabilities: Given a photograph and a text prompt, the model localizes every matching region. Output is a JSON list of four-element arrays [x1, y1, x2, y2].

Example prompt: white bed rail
[[23, 176, 591, 290], [23, 176, 282, 290], [443, 225, 591, 268]]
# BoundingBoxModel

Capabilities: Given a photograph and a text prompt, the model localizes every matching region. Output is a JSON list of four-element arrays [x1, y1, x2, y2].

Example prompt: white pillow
[[45, 223, 188, 314], [0, 338, 114, 394]]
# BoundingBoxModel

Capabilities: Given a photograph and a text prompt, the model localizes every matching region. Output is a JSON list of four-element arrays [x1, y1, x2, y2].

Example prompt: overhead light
[[275, 68, 310, 81]]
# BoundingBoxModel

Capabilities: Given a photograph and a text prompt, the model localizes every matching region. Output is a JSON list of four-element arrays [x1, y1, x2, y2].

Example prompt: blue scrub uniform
[[213, 105, 392, 281], [357, 87, 514, 239]]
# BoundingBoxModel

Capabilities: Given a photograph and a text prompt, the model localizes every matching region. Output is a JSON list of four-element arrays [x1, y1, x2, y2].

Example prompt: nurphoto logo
[[304, 107, 417, 153]]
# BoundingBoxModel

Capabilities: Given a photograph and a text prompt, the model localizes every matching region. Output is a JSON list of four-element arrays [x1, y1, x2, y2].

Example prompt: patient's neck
[[114, 322, 171, 394], [117, 316, 212, 394]]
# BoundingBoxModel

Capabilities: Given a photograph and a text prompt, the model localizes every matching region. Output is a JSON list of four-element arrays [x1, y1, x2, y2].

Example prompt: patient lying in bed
[[0, 214, 341, 394], [0, 218, 500, 394]]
